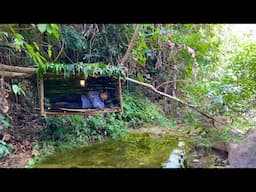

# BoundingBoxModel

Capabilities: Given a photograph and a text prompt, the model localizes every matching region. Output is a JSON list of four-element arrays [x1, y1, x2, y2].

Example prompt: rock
[[192, 159, 200, 163], [228, 133, 256, 168], [2, 133, 12, 141], [212, 141, 229, 153]]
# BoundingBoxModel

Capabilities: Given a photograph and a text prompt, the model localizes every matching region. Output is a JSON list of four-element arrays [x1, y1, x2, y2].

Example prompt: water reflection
[[36, 134, 190, 168]]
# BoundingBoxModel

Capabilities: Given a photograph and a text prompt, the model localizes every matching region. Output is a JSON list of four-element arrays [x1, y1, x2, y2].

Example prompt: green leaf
[[46, 25, 53, 34], [12, 84, 20, 95], [37, 24, 47, 33], [137, 72, 144, 82], [48, 45, 52, 58], [0, 32, 8, 38], [0, 115, 10, 128], [33, 42, 40, 51], [11, 84, 25, 96]]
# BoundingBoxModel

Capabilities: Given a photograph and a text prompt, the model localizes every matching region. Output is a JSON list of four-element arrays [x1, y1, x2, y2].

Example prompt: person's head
[[100, 91, 108, 101]]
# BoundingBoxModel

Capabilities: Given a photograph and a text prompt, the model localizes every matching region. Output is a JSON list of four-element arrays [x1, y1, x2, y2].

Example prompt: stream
[[36, 132, 192, 168]]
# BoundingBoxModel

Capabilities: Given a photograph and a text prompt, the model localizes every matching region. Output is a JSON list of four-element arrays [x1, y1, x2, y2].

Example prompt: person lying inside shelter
[[50, 90, 109, 109]]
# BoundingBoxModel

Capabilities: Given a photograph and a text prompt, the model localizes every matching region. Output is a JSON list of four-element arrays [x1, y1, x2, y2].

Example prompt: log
[[39, 79, 45, 116], [0, 71, 32, 78], [126, 77, 196, 108], [45, 107, 121, 115], [0, 64, 37, 74]]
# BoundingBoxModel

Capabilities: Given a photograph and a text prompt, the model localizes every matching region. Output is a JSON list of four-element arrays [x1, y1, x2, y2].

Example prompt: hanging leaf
[[12, 83, 25, 96], [37, 24, 47, 33], [46, 25, 53, 34], [33, 42, 40, 51], [47, 44, 52, 58], [45, 62, 125, 79]]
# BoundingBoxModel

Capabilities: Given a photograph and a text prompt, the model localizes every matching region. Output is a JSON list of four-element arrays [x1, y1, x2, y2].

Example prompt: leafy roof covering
[[45, 62, 126, 79]]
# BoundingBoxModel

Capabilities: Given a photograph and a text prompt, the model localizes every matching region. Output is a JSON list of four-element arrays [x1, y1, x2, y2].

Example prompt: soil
[[0, 102, 43, 168], [0, 152, 31, 168]]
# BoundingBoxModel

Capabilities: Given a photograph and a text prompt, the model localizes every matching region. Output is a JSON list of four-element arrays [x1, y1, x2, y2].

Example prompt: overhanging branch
[[126, 77, 196, 108], [0, 64, 37, 74], [126, 77, 244, 135], [0, 71, 32, 78]]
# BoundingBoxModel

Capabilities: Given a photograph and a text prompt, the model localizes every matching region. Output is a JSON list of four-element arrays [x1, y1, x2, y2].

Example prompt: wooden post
[[118, 77, 123, 114], [39, 78, 45, 116]]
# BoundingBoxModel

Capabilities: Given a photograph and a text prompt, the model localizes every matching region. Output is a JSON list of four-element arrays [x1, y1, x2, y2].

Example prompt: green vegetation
[[0, 140, 12, 158], [45, 62, 126, 79], [0, 114, 10, 130], [122, 91, 174, 128], [0, 115, 12, 158]]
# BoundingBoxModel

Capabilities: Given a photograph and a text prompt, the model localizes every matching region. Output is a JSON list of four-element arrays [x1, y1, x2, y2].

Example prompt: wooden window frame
[[39, 73, 123, 116]]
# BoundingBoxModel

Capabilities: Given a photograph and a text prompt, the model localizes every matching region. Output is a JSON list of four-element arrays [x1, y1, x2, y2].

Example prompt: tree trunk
[[120, 24, 141, 67]]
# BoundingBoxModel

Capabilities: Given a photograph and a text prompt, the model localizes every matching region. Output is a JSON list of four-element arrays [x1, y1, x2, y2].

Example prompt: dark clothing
[[50, 91, 105, 109]]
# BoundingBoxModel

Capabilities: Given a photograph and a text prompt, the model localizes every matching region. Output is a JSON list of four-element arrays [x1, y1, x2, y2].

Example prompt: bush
[[0, 114, 12, 159], [0, 140, 12, 158], [121, 91, 170, 127]]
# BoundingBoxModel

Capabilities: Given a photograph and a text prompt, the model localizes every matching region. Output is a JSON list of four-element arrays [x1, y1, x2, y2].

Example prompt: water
[[162, 141, 186, 168], [36, 133, 191, 168]]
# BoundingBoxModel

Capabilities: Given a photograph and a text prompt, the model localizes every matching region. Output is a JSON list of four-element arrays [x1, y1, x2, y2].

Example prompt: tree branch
[[156, 80, 189, 90], [120, 24, 141, 66], [54, 40, 65, 62], [126, 77, 244, 135], [126, 77, 196, 108], [0, 64, 37, 74], [0, 71, 32, 78]]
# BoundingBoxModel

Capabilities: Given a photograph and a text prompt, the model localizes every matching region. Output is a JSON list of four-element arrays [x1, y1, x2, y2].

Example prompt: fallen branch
[[0, 71, 32, 78], [126, 77, 196, 108], [126, 77, 244, 135], [0, 64, 37, 74]]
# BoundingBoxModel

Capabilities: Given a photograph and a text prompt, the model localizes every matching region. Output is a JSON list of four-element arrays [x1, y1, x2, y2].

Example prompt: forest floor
[[0, 103, 43, 168], [0, 127, 38, 168]]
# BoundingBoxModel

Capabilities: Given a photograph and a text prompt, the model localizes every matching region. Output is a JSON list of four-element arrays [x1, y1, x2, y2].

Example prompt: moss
[[36, 133, 192, 168]]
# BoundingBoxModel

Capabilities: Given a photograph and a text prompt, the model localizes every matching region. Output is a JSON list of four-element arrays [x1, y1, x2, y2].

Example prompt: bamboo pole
[[39, 78, 45, 116], [118, 77, 123, 114]]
